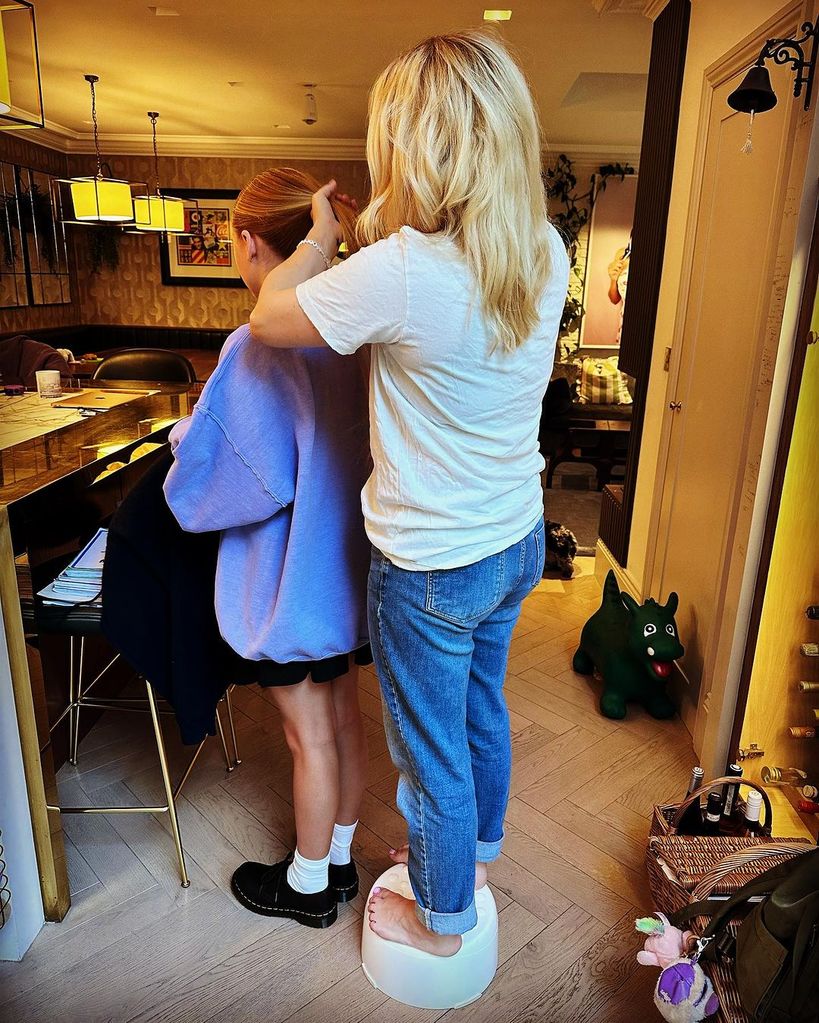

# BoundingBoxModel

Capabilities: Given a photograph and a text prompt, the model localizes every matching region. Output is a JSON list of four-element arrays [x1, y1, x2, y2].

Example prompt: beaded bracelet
[[297, 238, 332, 270]]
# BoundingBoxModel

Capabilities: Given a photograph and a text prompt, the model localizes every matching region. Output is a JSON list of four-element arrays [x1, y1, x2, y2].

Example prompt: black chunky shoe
[[231, 857, 337, 929], [329, 860, 359, 903]]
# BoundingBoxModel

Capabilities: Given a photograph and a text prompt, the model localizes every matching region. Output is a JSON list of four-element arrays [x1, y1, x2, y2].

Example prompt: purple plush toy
[[635, 916, 719, 1023], [654, 958, 719, 1023]]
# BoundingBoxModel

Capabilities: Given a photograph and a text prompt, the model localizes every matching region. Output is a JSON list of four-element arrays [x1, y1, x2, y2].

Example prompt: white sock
[[329, 821, 358, 866], [286, 848, 331, 894]]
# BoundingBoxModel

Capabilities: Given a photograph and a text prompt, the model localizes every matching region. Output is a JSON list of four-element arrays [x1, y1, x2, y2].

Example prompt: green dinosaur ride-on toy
[[573, 570, 684, 720]]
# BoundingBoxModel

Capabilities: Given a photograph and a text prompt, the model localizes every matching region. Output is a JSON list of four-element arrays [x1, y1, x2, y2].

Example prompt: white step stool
[[360, 863, 498, 1009]]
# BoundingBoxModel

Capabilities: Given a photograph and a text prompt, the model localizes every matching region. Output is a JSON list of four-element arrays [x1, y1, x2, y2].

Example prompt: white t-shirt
[[296, 223, 569, 571]]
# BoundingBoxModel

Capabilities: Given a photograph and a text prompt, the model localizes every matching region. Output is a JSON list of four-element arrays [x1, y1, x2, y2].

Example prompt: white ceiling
[[18, 0, 653, 155]]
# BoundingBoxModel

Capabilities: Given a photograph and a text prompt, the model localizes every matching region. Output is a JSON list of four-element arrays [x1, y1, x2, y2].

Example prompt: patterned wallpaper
[[2, 139, 616, 342], [0, 134, 84, 333], [68, 154, 370, 330]]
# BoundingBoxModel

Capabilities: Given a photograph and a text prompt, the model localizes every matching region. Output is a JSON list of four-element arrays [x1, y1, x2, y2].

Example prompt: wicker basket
[[645, 776, 806, 914], [687, 845, 813, 1023]]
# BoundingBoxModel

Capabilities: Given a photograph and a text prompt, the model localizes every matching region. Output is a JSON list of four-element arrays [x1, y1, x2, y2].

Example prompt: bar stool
[[23, 599, 241, 889]]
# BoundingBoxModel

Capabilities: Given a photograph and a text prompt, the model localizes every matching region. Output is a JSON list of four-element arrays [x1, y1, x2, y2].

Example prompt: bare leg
[[388, 845, 488, 889], [269, 677, 339, 859], [330, 666, 368, 826]]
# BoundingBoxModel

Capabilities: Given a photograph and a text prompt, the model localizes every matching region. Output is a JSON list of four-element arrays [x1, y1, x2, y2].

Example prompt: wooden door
[[648, 9, 808, 744]]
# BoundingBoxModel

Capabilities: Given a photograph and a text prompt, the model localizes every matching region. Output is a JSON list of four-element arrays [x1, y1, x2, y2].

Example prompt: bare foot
[[389, 845, 488, 890], [474, 861, 488, 890], [368, 888, 462, 957]]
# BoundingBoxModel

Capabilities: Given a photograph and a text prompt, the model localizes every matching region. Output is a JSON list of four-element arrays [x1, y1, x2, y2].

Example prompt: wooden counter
[[0, 379, 196, 921], [0, 380, 193, 502]]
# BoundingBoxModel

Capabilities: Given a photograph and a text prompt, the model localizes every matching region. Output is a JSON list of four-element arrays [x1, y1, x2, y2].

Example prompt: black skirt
[[233, 644, 373, 688]]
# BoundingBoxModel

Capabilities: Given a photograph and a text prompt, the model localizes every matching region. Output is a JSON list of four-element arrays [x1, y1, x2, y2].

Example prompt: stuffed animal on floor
[[543, 519, 578, 578], [636, 916, 719, 1023], [636, 914, 693, 969], [573, 570, 683, 719], [654, 958, 719, 1023]]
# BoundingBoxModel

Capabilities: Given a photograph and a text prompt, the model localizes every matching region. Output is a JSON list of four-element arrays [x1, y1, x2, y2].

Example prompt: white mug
[[36, 369, 62, 399]]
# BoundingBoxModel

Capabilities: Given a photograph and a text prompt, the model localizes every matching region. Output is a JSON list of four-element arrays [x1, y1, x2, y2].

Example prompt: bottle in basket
[[702, 791, 724, 836], [742, 789, 764, 836], [722, 762, 743, 817], [677, 765, 705, 835]]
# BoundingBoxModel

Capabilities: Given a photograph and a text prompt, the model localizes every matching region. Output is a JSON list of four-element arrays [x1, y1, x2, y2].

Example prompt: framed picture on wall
[[158, 188, 243, 288], [578, 173, 638, 349]]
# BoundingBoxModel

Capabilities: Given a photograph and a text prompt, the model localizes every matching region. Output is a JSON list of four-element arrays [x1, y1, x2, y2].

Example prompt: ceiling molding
[[643, 0, 671, 18], [14, 121, 368, 160], [12, 121, 640, 168], [591, 0, 669, 16], [544, 142, 642, 167]]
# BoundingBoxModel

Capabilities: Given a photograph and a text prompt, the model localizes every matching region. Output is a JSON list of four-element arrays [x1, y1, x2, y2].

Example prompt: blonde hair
[[357, 31, 552, 352], [234, 166, 359, 258]]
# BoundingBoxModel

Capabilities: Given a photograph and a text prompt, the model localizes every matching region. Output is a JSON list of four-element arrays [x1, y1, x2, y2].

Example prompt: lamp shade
[[727, 64, 778, 114], [0, 15, 11, 115], [70, 178, 134, 222], [133, 194, 185, 232]]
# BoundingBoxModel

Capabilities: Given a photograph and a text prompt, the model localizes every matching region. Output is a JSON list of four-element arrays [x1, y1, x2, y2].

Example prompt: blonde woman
[[248, 33, 569, 955], [165, 169, 370, 929]]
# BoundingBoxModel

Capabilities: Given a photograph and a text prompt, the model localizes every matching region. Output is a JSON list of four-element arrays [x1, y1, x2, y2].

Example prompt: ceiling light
[[0, 1, 45, 130], [302, 84, 317, 125], [57, 74, 141, 224], [133, 112, 186, 232], [483, 10, 512, 21], [70, 178, 133, 222]]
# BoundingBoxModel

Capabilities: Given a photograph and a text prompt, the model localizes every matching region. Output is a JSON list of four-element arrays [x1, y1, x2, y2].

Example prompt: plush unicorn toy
[[635, 916, 719, 1023]]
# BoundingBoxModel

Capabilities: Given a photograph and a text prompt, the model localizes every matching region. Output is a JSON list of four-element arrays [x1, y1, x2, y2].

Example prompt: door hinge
[[737, 743, 765, 761], [664, 347, 672, 371], [668, 401, 683, 411]]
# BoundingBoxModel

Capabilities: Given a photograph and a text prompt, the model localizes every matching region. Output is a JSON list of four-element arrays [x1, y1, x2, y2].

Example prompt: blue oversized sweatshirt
[[163, 324, 370, 662]]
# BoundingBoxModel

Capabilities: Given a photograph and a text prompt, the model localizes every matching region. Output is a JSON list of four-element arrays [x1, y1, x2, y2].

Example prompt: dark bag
[[674, 847, 819, 1022]]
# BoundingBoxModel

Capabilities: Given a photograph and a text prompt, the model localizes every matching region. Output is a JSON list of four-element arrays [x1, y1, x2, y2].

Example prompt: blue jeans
[[367, 519, 545, 935]]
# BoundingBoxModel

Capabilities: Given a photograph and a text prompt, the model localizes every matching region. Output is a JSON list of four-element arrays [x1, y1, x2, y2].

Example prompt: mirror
[[0, 163, 71, 309], [19, 167, 71, 306], [0, 160, 28, 309]]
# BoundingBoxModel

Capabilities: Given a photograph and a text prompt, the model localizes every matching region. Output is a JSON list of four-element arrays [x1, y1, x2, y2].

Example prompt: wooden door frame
[[643, 0, 815, 766], [598, 0, 690, 565]]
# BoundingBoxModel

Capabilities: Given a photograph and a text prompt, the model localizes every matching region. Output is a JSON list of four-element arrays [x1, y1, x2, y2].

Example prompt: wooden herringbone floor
[[0, 559, 698, 1023]]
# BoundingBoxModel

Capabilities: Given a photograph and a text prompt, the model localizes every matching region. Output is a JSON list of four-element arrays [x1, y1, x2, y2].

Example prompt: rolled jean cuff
[[476, 833, 504, 863], [415, 898, 478, 936]]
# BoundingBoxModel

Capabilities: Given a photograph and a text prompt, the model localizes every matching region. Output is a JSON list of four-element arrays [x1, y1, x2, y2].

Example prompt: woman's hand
[[308, 180, 359, 261], [607, 256, 627, 282], [308, 180, 342, 257]]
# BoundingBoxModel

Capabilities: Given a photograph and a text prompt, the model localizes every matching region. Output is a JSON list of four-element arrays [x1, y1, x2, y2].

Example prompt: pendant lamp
[[0, 1, 45, 130], [68, 75, 135, 223], [133, 112, 185, 232]]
